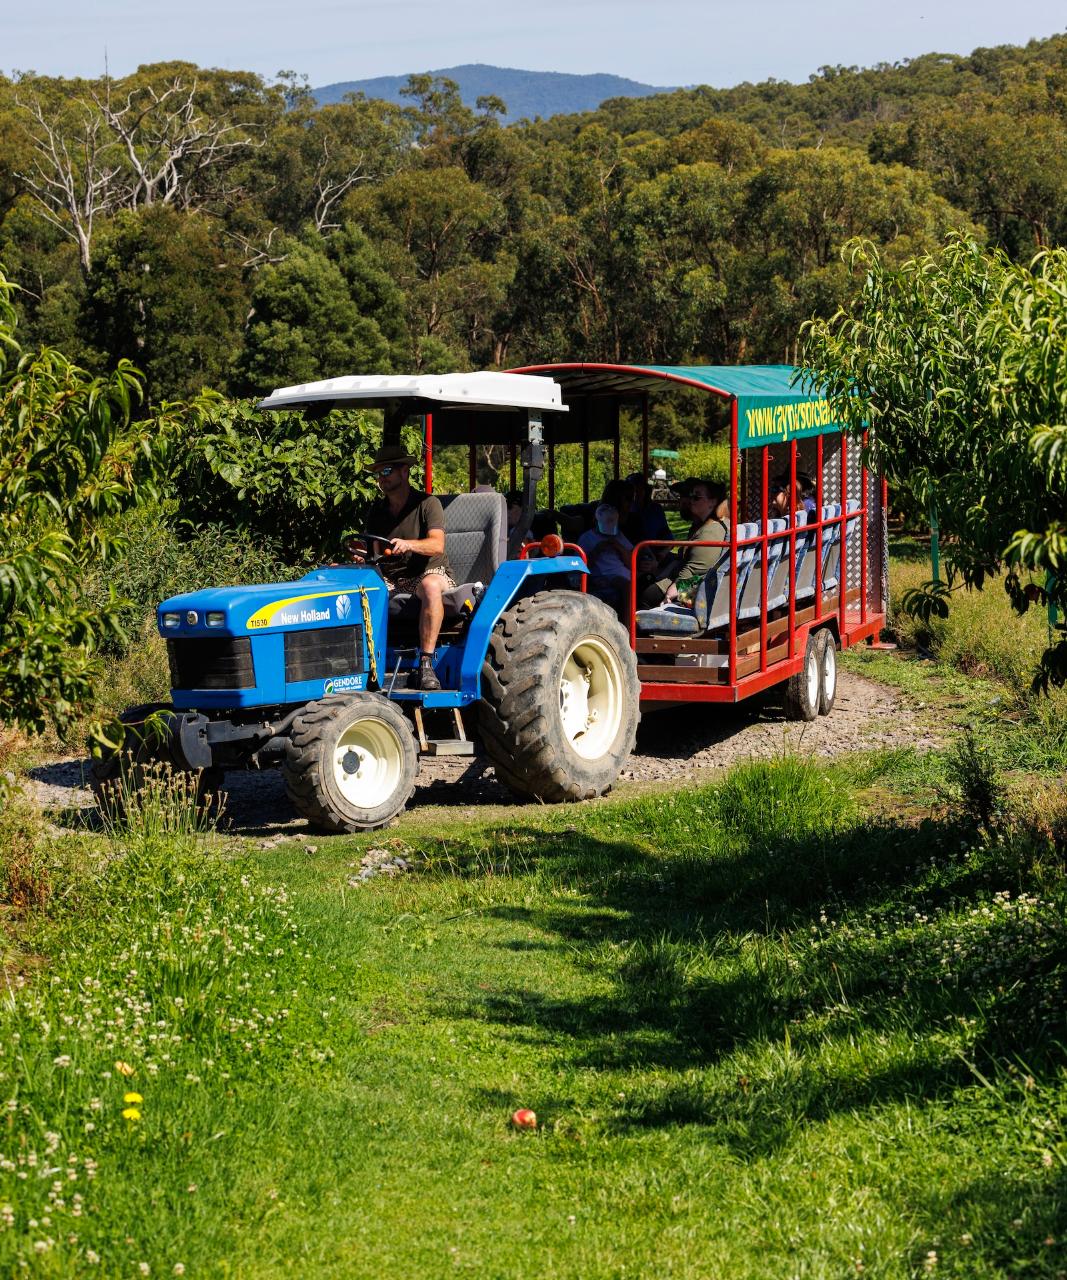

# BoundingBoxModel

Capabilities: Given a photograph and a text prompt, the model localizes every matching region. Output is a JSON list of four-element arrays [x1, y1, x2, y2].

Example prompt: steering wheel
[[347, 532, 397, 566]]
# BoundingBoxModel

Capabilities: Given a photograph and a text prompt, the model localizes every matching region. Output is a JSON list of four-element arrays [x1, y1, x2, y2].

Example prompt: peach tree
[[802, 235, 1066, 688]]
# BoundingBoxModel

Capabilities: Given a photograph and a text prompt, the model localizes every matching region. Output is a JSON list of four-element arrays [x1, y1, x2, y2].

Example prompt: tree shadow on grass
[[443, 815, 1066, 1158]]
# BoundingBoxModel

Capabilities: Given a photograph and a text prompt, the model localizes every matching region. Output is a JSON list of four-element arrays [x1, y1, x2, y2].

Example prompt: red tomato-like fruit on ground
[[511, 1108, 537, 1129]]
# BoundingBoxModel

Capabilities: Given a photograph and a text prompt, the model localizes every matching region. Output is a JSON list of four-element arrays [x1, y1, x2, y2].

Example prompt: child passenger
[[578, 502, 634, 618]]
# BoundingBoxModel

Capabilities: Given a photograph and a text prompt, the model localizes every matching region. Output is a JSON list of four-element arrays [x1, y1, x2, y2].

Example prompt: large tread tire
[[783, 631, 820, 722], [478, 590, 640, 803], [282, 694, 417, 833], [815, 629, 838, 716]]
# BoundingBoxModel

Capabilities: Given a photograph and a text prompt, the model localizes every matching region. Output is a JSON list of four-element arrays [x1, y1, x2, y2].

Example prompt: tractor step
[[413, 706, 476, 756]]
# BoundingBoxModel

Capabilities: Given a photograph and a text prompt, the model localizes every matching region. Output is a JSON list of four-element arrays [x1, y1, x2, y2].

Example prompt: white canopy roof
[[258, 371, 567, 413]]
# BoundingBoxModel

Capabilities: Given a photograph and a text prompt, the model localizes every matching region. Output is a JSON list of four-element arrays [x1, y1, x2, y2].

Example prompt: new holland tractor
[[93, 373, 641, 831]]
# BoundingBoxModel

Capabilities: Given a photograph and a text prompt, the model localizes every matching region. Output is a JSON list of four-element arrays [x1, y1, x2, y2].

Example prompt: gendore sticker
[[324, 675, 363, 695]]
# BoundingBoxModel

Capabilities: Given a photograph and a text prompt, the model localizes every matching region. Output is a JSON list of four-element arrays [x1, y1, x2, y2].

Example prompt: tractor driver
[[350, 445, 456, 692]]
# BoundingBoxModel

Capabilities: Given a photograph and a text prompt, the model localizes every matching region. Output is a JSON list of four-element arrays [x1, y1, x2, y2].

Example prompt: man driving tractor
[[349, 445, 455, 691]]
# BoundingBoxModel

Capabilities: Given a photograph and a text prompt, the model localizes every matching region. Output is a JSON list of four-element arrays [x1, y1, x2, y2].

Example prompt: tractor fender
[[456, 557, 587, 700]]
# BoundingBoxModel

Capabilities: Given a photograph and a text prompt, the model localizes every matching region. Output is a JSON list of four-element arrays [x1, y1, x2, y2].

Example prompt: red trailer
[[424, 362, 887, 719]]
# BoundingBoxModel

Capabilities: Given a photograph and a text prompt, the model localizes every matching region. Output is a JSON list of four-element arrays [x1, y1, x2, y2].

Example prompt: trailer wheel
[[783, 632, 820, 722], [283, 693, 417, 833], [816, 630, 837, 716], [478, 590, 640, 802], [90, 703, 223, 818]]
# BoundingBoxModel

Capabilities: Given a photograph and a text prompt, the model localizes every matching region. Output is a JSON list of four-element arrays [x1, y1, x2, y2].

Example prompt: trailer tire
[[90, 703, 223, 819], [815, 629, 837, 716], [283, 693, 417, 833], [478, 590, 640, 802], [783, 632, 820, 722]]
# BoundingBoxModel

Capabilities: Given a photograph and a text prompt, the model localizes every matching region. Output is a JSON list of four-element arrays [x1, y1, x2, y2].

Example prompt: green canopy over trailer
[[506, 362, 888, 706]]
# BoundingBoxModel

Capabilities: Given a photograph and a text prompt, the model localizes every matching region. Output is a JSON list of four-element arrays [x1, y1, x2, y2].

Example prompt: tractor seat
[[388, 491, 507, 621]]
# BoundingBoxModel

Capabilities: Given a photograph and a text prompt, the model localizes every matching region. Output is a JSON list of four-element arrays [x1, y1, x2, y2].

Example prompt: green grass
[[1, 757, 1065, 1278]]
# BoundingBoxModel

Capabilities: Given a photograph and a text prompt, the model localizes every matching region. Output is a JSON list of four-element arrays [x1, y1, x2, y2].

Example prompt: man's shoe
[[415, 660, 441, 692]]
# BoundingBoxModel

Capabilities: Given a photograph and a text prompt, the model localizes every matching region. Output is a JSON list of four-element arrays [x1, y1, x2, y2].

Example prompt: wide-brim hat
[[368, 444, 419, 472]]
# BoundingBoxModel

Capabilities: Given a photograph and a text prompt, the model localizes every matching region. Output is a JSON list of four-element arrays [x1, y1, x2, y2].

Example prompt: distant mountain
[[312, 63, 673, 122]]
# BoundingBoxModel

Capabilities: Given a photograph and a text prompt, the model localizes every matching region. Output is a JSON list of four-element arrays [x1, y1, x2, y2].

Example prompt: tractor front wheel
[[478, 590, 640, 802], [283, 693, 417, 832]]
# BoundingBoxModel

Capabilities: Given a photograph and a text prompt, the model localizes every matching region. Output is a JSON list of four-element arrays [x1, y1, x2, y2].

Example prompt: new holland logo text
[[246, 586, 378, 630]]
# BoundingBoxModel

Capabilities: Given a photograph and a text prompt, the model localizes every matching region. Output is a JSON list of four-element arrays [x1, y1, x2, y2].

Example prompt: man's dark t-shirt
[[365, 489, 452, 582]]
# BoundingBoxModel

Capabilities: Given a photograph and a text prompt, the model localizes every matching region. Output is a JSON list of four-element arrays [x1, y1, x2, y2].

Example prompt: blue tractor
[[93, 374, 641, 831]]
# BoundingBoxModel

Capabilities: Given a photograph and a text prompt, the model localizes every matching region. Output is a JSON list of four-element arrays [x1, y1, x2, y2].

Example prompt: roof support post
[[788, 441, 797, 657], [508, 410, 544, 556], [641, 394, 649, 479], [424, 413, 433, 494], [728, 400, 739, 688]]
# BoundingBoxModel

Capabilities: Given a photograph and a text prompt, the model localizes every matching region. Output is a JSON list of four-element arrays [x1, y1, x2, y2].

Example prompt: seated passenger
[[772, 473, 816, 518], [524, 510, 560, 553], [639, 480, 729, 609], [505, 489, 523, 534], [624, 471, 672, 543], [578, 502, 633, 617], [349, 445, 455, 691]]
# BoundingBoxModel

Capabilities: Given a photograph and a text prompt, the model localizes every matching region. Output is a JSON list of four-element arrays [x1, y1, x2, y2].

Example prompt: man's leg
[[416, 574, 446, 653], [414, 574, 446, 690]]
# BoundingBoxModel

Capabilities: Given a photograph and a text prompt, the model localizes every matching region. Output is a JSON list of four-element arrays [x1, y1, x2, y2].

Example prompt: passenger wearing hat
[[350, 445, 455, 691]]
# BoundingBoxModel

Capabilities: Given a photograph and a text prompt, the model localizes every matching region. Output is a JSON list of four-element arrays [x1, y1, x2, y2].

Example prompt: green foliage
[[79, 504, 293, 655], [82, 206, 248, 400], [0, 266, 183, 735], [941, 727, 1005, 836], [233, 224, 406, 393], [802, 235, 1067, 686], [173, 395, 420, 562]]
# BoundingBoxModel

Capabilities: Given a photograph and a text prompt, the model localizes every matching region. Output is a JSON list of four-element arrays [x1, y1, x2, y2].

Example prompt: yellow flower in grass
[[123, 1092, 144, 1105], [121, 1107, 141, 1122]]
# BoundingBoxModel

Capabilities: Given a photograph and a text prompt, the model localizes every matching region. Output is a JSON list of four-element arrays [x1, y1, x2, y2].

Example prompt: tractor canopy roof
[[511, 363, 845, 449], [258, 371, 567, 416]]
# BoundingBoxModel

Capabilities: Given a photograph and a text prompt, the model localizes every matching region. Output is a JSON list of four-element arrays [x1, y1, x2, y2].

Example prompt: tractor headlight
[[162, 612, 180, 629], [206, 611, 225, 628]]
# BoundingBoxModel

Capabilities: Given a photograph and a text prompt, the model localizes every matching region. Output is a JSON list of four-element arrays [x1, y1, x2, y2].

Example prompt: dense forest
[[1, 33, 1064, 405]]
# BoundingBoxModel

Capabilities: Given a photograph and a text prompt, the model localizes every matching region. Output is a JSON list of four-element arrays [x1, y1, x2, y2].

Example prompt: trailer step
[[413, 706, 475, 755]]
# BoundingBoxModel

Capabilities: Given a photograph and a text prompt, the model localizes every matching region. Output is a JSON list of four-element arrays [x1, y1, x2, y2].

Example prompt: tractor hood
[[157, 566, 384, 638]]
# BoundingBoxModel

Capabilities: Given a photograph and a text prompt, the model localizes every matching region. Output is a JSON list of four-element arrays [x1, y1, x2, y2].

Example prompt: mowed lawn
[[2, 733, 1065, 1278]]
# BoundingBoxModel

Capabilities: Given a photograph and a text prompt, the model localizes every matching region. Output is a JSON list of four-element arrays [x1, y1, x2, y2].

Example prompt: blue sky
[[5, 0, 1065, 88]]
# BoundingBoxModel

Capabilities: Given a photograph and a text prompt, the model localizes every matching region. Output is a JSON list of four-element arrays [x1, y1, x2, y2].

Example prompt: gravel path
[[24, 671, 932, 834]]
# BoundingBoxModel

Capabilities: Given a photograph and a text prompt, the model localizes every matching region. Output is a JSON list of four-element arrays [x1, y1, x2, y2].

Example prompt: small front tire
[[283, 694, 418, 832]]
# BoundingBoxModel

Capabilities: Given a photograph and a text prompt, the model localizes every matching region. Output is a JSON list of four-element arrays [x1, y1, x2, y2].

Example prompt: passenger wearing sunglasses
[[348, 445, 455, 691]]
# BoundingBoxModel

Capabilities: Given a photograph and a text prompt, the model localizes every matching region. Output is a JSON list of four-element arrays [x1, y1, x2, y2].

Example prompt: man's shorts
[[390, 566, 457, 595]]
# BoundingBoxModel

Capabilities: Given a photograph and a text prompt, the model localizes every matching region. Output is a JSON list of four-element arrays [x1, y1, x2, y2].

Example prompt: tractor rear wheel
[[283, 693, 417, 833], [478, 590, 640, 802], [89, 703, 223, 819]]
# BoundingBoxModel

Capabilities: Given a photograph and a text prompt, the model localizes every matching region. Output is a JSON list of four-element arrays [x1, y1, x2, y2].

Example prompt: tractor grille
[[284, 625, 364, 683], [168, 637, 255, 690]]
